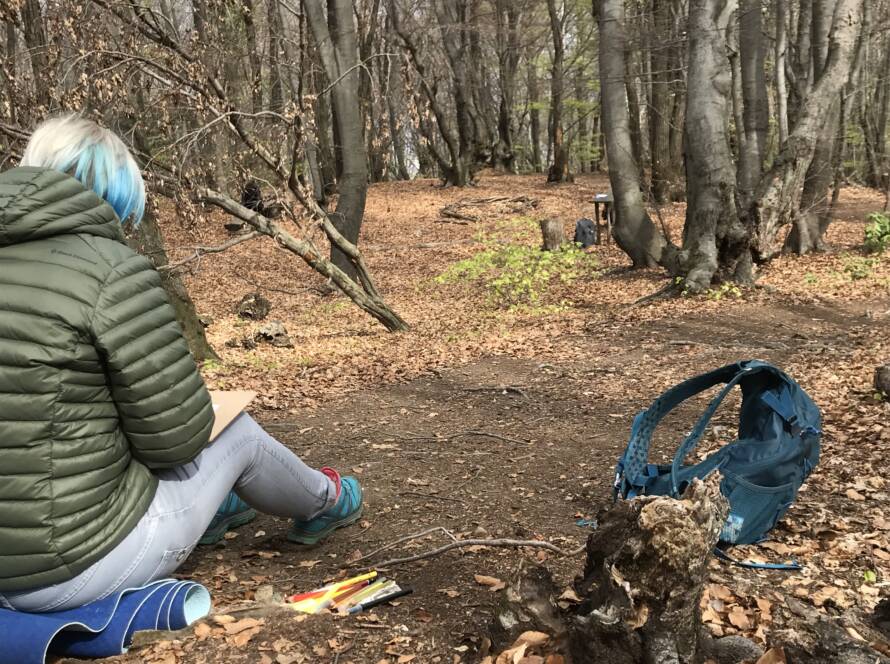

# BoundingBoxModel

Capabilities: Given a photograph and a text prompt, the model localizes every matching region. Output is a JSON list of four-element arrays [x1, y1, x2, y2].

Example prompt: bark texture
[[748, 0, 864, 261], [305, 0, 369, 279], [649, 0, 678, 203], [539, 218, 566, 251], [595, 0, 671, 268], [682, 0, 749, 291], [570, 475, 729, 663], [786, 0, 844, 255], [546, 0, 571, 183], [737, 0, 769, 205]]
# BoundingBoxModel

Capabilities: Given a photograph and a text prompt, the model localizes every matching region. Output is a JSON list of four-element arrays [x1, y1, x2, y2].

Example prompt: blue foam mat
[[0, 579, 211, 664]]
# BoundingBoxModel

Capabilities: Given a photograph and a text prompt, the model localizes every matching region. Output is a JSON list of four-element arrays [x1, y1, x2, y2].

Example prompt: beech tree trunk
[[649, 0, 676, 203], [126, 208, 218, 363], [389, 0, 476, 187], [493, 0, 520, 173], [786, 0, 843, 255], [528, 57, 544, 173], [20, 0, 51, 110], [305, 0, 369, 280], [747, 0, 864, 262], [385, 21, 411, 181], [737, 0, 769, 206], [682, 0, 749, 292], [242, 0, 262, 113], [775, 0, 790, 146], [595, 0, 671, 268], [547, 0, 571, 183], [575, 73, 589, 175], [625, 54, 645, 187], [267, 0, 285, 112]]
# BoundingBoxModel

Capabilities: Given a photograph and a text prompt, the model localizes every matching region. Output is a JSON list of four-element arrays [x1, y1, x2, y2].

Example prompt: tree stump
[[236, 292, 271, 320], [540, 218, 567, 251], [876, 363, 890, 396], [569, 474, 729, 664]]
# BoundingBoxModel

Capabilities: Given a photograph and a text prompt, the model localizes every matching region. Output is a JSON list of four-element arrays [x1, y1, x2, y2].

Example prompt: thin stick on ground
[[351, 526, 457, 565], [398, 490, 468, 505], [375, 429, 529, 445], [371, 538, 587, 569]]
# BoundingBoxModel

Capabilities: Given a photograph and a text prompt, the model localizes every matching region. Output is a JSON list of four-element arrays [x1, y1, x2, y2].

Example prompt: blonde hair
[[21, 115, 145, 224]]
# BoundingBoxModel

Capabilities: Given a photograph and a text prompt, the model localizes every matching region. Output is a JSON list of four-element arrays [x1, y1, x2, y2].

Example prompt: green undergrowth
[[865, 212, 890, 254], [436, 233, 599, 309]]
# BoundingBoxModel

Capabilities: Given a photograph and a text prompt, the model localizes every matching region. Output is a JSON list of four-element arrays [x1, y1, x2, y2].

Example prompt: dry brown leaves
[[481, 630, 560, 664], [155, 174, 890, 657]]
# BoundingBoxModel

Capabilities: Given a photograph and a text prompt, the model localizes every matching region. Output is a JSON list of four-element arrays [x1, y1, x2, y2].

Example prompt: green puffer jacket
[[0, 167, 214, 592]]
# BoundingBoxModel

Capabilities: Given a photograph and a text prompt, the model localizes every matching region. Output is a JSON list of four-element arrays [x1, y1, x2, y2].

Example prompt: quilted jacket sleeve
[[91, 252, 215, 468]]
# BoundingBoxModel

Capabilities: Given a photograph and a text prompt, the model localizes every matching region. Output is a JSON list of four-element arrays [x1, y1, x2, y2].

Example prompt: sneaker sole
[[198, 509, 258, 545], [286, 505, 364, 545]]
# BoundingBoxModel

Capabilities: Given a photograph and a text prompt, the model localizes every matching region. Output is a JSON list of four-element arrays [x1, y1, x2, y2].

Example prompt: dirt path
[[100, 293, 890, 664]]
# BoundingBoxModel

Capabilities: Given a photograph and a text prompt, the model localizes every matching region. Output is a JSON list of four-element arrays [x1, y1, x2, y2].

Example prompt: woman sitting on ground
[[0, 115, 362, 612]]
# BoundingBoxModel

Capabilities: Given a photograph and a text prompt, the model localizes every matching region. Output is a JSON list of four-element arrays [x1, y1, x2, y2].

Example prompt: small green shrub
[[843, 255, 878, 281], [674, 277, 743, 300], [706, 282, 743, 300], [865, 212, 890, 253], [437, 242, 598, 307]]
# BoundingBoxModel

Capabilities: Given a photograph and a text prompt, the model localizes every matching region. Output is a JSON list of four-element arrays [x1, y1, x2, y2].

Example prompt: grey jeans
[[0, 413, 335, 612]]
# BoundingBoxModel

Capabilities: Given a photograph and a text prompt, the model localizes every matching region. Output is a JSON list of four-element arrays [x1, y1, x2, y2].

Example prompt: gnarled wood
[[569, 474, 729, 664]]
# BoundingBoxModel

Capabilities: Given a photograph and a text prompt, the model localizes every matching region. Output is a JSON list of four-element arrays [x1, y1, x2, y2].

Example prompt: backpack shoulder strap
[[667, 361, 788, 494], [617, 361, 751, 497]]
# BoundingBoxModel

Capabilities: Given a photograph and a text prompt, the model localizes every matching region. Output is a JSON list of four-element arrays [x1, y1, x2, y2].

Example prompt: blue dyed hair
[[21, 115, 146, 225]]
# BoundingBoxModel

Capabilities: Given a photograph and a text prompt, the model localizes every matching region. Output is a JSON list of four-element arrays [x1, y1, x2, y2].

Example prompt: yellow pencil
[[287, 571, 378, 614]]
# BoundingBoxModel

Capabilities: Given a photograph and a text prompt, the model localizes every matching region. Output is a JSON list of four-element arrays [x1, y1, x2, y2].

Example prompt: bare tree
[[682, 0, 749, 292], [595, 0, 671, 267], [546, 0, 571, 182], [304, 0, 370, 280], [736, 0, 769, 206], [493, 0, 521, 173], [527, 52, 544, 173], [748, 0, 864, 261]]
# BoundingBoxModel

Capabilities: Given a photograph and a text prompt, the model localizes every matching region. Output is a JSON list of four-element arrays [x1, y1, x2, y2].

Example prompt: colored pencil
[[286, 571, 378, 613], [285, 571, 377, 603], [335, 579, 390, 611], [346, 587, 413, 615]]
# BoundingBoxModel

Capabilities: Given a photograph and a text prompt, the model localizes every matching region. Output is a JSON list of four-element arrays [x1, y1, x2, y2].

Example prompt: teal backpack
[[614, 360, 821, 547]]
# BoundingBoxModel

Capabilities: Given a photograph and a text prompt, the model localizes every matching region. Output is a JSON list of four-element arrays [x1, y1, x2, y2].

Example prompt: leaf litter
[[116, 174, 890, 662]]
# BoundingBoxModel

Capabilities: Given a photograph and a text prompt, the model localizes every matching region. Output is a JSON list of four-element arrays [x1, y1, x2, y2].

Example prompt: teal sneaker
[[199, 491, 258, 545], [287, 469, 363, 545]]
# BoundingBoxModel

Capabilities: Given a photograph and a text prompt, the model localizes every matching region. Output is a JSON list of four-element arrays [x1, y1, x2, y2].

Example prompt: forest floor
[[82, 173, 890, 664]]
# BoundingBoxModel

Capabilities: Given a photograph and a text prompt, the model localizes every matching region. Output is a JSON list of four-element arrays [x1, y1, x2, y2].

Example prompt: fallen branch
[[193, 187, 409, 332], [378, 429, 528, 445], [439, 196, 539, 223], [160, 231, 260, 272], [351, 526, 458, 565], [373, 538, 586, 569]]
